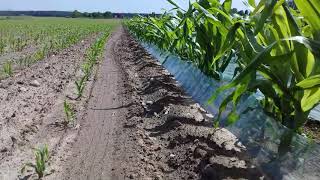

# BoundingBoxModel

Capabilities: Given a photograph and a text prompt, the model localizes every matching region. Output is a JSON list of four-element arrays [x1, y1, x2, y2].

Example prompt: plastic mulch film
[[141, 42, 320, 180]]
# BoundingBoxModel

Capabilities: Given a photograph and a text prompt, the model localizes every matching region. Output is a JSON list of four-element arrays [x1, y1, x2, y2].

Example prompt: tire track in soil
[[60, 26, 263, 180]]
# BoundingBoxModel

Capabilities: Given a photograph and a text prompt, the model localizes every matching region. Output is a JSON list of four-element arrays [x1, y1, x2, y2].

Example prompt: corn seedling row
[[75, 32, 110, 99]]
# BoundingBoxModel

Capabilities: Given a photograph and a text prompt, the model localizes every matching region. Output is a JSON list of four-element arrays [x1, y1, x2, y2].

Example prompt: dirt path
[[60, 27, 135, 180]]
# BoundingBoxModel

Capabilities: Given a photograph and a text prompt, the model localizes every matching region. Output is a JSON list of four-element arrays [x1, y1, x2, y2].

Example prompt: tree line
[[71, 10, 113, 18]]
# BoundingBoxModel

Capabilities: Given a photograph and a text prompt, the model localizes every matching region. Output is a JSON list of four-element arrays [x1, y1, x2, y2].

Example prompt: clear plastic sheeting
[[310, 106, 320, 121], [141, 42, 320, 180]]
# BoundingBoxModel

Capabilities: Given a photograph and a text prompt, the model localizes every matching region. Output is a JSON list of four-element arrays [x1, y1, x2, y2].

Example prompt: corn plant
[[25, 55, 33, 67], [0, 39, 5, 54], [18, 55, 33, 67], [75, 76, 86, 99], [33, 46, 49, 62], [14, 37, 27, 51], [21, 145, 49, 179], [63, 100, 75, 126], [82, 62, 93, 80], [3, 61, 13, 77]]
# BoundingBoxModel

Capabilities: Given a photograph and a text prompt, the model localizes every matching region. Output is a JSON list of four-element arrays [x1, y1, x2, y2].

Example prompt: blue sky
[[0, 0, 248, 13]]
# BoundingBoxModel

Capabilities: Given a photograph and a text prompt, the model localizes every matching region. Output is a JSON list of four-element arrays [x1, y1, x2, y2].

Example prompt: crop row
[[126, 0, 320, 132]]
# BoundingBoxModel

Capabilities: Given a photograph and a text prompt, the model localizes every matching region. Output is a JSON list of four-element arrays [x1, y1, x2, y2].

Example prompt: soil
[[0, 26, 263, 180], [304, 120, 320, 143]]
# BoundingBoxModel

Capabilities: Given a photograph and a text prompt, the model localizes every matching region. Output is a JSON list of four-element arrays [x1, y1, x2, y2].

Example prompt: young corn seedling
[[0, 39, 5, 54], [82, 62, 93, 80], [33, 46, 47, 62], [21, 145, 49, 179], [24, 55, 33, 67], [3, 61, 13, 77], [63, 100, 75, 126], [86, 50, 96, 64], [75, 75, 87, 99]]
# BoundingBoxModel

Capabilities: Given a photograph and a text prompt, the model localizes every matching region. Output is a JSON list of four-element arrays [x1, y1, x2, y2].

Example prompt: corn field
[[0, 17, 117, 78]]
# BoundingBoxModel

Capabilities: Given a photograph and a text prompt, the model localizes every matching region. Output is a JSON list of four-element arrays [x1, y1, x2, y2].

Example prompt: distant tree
[[83, 12, 90, 18], [231, 8, 238, 14], [71, 10, 82, 18], [103, 11, 112, 18], [238, 10, 244, 16], [91, 12, 104, 18]]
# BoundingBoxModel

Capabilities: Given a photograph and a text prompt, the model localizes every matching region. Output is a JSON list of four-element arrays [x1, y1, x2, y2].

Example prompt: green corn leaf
[[272, 5, 292, 50], [282, 4, 314, 79], [301, 87, 320, 111], [259, 53, 294, 88], [244, 27, 264, 53], [220, 50, 233, 73], [252, 0, 267, 14], [232, 82, 248, 105], [227, 110, 240, 125], [254, 0, 277, 35], [208, 7, 233, 23], [209, 36, 320, 104], [234, 36, 320, 86], [193, 2, 228, 34], [249, 0, 256, 8], [294, 0, 320, 40], [222, 0, 232, 13], [217, 92, 234, 121], [207, 0, 220, 6], [212, 22, 241, 64], [249, 79, 280, 105], [167, 0, 182, 10], [297, 75, 320, 89]]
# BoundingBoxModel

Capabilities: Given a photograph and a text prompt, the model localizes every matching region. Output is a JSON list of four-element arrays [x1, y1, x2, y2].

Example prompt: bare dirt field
[[0, 27, 262, 180]]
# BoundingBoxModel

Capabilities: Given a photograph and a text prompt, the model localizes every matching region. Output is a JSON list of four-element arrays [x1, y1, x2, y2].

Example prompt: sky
[[0, 0, 248, 13]]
